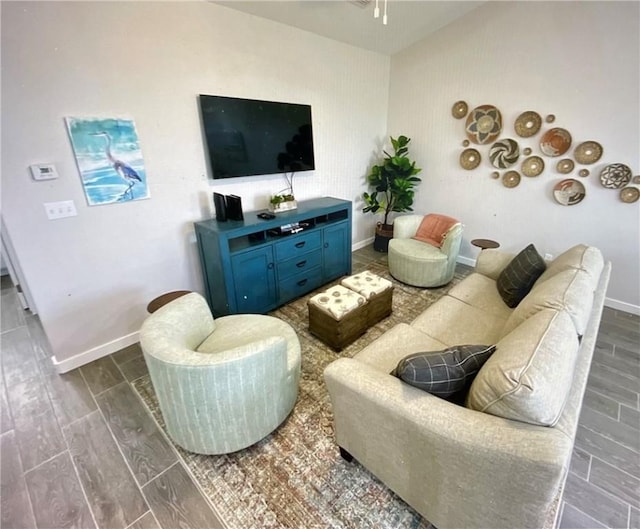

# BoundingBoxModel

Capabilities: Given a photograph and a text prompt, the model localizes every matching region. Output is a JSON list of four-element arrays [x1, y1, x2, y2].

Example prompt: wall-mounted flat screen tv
[[199, 95, 315, 179]]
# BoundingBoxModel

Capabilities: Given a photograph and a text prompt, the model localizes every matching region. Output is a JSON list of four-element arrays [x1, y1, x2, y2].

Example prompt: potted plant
[[363, 135, 422, 252]]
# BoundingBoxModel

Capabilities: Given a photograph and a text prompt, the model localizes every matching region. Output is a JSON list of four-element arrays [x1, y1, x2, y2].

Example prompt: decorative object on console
[[540, 127, 572, 157], [66, 116, 149, 205], [451, 100, 468, 119], [554, 179, 586, 206], [460, 148, 481, 170], [574, 141, 603, 164], [465, 104, 503, 145], [269, 194, 297, 213], [363, 135, 422, 252], [599, 163, 632, 189], [489, 138, 520, 168], [225, 194, 244, 220], [620, 187, 640, 203], [521, 156, 544, 177], [514, 111, 542, 137], [213, 192, 227, 222], [556, 158, 575, 174], [392, 344, 496, 398]]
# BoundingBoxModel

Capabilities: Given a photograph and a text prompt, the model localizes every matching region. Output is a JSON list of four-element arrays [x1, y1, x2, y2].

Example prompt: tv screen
[[199, 95, 315, 179]]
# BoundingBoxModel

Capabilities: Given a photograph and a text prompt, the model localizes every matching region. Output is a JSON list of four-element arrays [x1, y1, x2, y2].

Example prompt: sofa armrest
[[324, 357, 571, 529], [475, 249, 515, 280]]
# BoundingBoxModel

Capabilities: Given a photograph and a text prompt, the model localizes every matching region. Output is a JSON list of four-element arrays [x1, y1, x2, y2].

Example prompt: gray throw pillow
[[497, 243, 546, 308], [392, 344, 496, 398]]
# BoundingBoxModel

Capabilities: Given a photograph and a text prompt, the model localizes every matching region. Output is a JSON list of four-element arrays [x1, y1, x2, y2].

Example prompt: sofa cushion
[[413, 213, 459, 247], [475, 249, 516, 281], [496, 244, 547, 308], [411, 295, 508, 346], [467, 309, 580, 426], [537, 244, 604, 289], [501, 269, 594, 338], [354, 323, 448, 374], [447, 273, 513, 320], [393, 344, 496, 397]]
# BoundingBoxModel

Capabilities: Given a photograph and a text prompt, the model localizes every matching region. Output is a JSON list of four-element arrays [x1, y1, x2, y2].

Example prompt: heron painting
[[66, 117, 149, 205]]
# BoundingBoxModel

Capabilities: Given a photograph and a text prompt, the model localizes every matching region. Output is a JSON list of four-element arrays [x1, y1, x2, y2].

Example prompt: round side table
[[147, 290, 192, 313], [471, 239, 500, 251]]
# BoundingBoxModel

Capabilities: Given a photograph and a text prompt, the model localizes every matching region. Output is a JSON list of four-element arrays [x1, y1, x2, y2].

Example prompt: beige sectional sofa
[[324, 244, 610, 529]]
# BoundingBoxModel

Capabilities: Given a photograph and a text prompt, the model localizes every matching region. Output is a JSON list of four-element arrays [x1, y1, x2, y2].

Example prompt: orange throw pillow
[[413, 214, 459, 247]]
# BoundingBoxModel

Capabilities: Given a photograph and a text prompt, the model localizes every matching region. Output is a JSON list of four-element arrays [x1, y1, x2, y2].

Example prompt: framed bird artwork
[[65, 116, 150, 205]]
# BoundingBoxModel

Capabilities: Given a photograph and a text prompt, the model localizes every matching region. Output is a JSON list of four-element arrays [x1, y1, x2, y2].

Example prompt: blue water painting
[[66, 117, 150, 206]]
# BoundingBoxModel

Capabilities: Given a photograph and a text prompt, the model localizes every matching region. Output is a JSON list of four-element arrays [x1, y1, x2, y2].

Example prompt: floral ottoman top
[[341, 271, 393, 300], [308, 285, 366, 320]]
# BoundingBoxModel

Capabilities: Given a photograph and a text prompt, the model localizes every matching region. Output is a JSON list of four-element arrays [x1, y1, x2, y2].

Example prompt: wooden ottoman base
[[308, 302, 369, 351], [365, 286, 393, 327]]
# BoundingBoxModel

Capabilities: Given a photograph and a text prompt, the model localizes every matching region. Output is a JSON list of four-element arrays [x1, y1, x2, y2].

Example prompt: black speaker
[[213, 192, 227, 222], [226, 194, 244, 221]]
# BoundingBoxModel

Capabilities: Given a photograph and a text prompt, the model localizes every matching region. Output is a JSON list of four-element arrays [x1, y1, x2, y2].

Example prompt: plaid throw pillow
[[496, 243, 547, 308], [392, 345, 496, 398]]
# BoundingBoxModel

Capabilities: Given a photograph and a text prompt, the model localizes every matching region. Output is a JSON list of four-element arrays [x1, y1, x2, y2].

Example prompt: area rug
[[133, 262, 469, 529]]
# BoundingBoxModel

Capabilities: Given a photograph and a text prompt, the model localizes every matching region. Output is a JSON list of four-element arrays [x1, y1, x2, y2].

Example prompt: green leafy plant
[[363, 135, 422, 227]]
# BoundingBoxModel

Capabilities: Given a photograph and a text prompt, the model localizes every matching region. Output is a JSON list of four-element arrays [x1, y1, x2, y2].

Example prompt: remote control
[[258, 212, 276, 220]]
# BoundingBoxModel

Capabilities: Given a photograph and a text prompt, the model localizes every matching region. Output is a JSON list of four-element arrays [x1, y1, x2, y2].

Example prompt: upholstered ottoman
[[341, 271, 393, 326], [308, 285, 368, 350]]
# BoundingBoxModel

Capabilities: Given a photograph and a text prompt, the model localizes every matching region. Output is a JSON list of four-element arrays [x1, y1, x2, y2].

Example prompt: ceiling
[[212, 0, 485, 55]]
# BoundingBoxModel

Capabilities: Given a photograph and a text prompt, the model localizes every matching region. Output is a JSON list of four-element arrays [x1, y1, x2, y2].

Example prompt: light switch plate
[[44, 200, 77, 220]]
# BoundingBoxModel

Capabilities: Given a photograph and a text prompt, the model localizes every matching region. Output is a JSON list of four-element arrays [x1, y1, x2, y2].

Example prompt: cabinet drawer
[[274, 231, 321, 261], [277, 250, 322, 279], [278, 267, 322, 305]]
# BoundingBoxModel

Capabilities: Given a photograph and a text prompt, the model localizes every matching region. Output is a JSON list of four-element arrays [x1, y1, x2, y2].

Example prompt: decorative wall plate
[[600, 163, 632, 189], [620, 187, 640, 203], [634, 175, 640, 184], [523, 147, 532, 156], [554, 179, 586, 206], [489, 138, 520, 168], [579, 169, 590, 178], [546, 114, 556, 123], [452, 101, 468, 119], [502, 170, 521, 188], [557, 159, 575, 174], [540, 128, 572, 157], [465, 105, 503, 145], [574, 141, 603, 165], [522, 156, 544, 177], [460, 148, 481, 170], [514, 111, 542, 137], [491, 171, 500, 179]]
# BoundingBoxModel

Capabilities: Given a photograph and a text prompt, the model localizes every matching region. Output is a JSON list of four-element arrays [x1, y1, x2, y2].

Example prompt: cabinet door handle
[[297, 278, 308, 286], [268, 262, 274, 269], [295, 241, 306, 248], [323, 243, 329, 249], [296, 260, 307, 268]]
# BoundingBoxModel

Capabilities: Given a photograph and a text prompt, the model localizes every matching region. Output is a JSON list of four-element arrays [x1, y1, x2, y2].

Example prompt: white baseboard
[[604, 297, 640, 316], [51, 331, 140, 374], [352, 237, 374, 251], [457, 254, 476, 267]]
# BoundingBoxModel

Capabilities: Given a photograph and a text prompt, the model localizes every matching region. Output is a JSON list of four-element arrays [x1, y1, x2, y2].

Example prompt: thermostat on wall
[[30, 163, 59, 181]]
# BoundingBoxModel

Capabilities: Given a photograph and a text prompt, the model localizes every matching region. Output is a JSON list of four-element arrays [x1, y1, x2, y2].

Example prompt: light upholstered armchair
[[388, 214, 463, 287], [139, 292, 301, 455]]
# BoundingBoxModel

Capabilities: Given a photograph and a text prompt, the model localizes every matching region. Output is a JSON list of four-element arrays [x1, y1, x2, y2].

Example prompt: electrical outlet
[[44, 200, 77, 220]]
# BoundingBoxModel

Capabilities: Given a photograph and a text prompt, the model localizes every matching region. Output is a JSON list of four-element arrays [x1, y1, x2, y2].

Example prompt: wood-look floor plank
[[14, 409, 66, 472], [128, 511, 161, 529], [118, 355, 149, 383], [111, 343, 143, 366], [580, 406, 640, 453], [25, 315, 53, 361], [1, 327, 40, 386], [80, 356, 125, 395], [40, 363, 96, 428], [583, 388, 619, 419], [142, 463, 224, 529], [575, 425, 640, 479], [589, 457, 640, 507], [63, 410, 148, 528], [1, 431, 36, 529], [0, 286, 27, 332], [558, 503, 607, 529], [95, 382, 176, 485], [569, 447, 591, 480], [0, 375, 12, 434], [25, 451, 96, 529]]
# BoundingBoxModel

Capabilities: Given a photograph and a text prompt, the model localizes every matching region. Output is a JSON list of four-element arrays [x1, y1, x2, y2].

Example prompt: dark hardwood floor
[[1, 246, 638, 529]]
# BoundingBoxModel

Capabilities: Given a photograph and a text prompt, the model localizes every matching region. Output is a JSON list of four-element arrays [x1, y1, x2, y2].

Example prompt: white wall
[[388, 1, 640, 312], [1, 1, 390, 368]]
